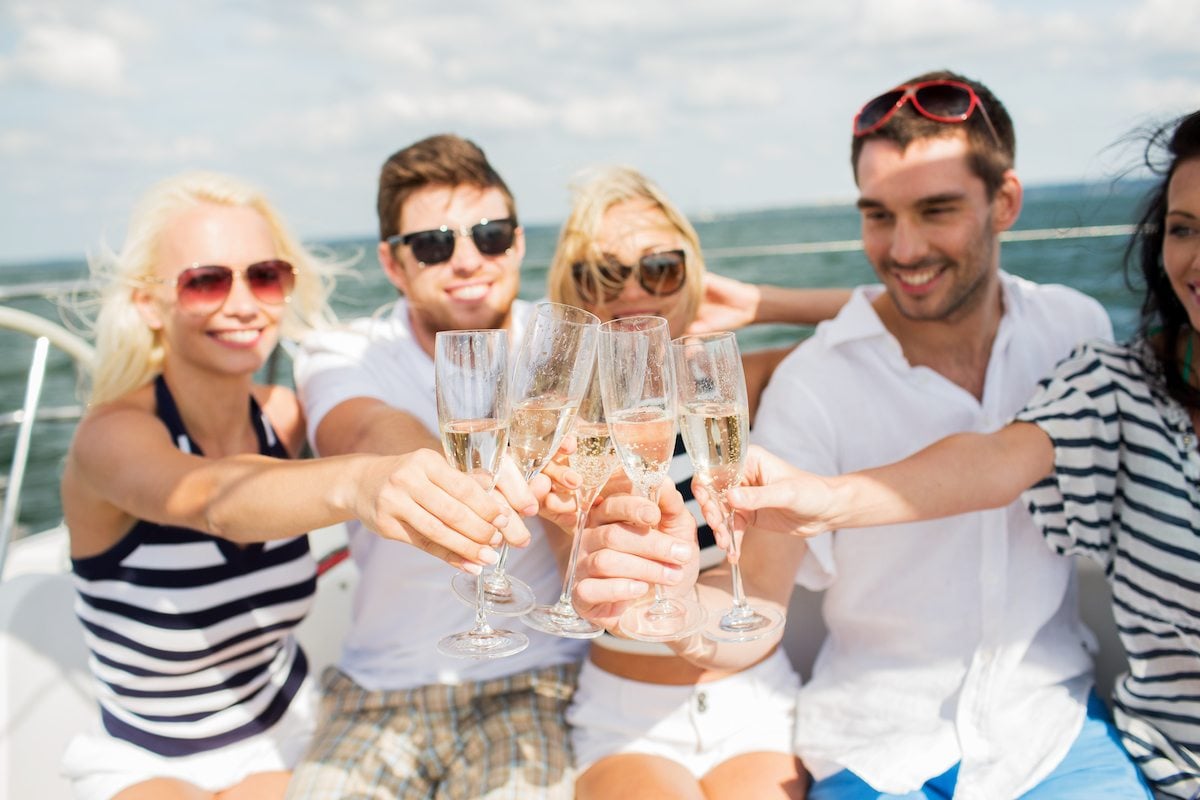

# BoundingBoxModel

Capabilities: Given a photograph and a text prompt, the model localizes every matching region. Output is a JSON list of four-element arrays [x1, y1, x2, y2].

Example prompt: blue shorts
[[808, 692, 1153, 800]]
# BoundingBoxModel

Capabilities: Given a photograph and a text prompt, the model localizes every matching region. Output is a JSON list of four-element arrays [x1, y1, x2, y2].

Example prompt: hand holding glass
[[673, 331, 783, 642], [434, 330, 528, 659], [450, 303, 599, 615], [523, 362, 613, 638], [598, 316, 705, 642]]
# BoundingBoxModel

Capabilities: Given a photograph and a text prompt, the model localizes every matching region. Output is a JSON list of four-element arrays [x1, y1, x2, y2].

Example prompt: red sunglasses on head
[[148, 259, 297, 314], [853, 79, 1001, 146]]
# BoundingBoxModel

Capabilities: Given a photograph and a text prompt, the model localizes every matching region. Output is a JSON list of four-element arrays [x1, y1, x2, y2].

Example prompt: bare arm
[[312, 394, 541, 544], [687, 272, 852, 334], [65, 403, 528, 570], [725, 424, 1055, 537]]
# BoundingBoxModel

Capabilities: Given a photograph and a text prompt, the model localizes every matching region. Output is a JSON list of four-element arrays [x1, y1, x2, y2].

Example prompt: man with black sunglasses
[[572, 70, 1152, 798], [287, 134, 583, 799]]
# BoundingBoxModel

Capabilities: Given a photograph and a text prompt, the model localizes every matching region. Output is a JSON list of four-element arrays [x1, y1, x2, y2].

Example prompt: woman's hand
[[571, 479, 699, 632], [354, 448, 536, 574], [695, 445, 838, 542], [686, 272, 762, 334]]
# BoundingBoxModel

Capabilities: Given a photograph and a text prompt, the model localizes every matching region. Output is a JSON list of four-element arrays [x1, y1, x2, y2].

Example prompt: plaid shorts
[[285, 662, 580, 800]]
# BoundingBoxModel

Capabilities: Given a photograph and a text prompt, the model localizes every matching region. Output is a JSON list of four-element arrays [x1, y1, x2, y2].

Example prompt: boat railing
[[0, 305, 95, 579]]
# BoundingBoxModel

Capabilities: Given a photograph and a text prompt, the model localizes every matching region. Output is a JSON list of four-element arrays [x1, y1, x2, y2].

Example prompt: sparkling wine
[[508, 395, 578, 478], [608, 408, 675, 492], [570, 422, 617, 489], [441, 418, 508, 478], [679, 402, 748, 494]]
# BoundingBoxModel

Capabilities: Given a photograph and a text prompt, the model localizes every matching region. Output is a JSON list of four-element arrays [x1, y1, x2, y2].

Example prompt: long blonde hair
[[87, 171, 337, 405], [547, 165, 704, 325]]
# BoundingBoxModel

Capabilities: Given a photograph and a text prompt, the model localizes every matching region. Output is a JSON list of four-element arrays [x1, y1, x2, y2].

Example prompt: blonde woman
[[547, 166, 847, 799], [59, 172, 535, 800]]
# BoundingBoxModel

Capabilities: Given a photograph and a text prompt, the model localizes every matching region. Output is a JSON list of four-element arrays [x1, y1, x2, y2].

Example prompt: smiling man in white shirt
[[287, 134, 585, 799], [572, 71, 1152, 799]]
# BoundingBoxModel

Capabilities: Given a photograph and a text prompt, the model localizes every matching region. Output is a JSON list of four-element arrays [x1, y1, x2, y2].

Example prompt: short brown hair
[[850, 70, 1016, 198], [376, 134, 516, 241]]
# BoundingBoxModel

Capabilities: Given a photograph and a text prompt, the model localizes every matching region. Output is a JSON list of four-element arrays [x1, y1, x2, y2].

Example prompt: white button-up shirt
[[754, 273, 1112, 798]]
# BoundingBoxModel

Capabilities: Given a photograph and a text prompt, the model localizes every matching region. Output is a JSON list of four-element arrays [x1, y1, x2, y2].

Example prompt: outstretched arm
[[716, 423, 1055, 538], [64, 403, 537, 574]]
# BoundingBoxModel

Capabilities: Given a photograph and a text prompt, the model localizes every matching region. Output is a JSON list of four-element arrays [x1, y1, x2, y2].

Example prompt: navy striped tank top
[[71, 376, 316, 757]]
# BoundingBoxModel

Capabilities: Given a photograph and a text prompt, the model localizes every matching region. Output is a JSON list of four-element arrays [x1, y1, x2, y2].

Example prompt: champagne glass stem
[[470, 556, 497, 635], [641, 483, 678, 616], [484, 466, 536, 588], [554, 483, 603, 609], [724, 496, 753, 616]]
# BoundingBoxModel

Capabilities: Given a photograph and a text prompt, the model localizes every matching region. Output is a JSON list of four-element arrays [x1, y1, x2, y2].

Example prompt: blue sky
[[1, 0, 1198, 264]]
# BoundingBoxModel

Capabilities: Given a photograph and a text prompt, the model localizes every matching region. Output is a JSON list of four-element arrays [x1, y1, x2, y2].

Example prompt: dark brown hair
[[376, 134, 516, 241], [1128, 109, 1200, 410], [850, 69, 1016, 198]]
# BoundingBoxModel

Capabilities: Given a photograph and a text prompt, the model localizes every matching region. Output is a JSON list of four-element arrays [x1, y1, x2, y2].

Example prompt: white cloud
[[378, 88, 552, 129], [1120, 77, 1200, 116], [683, 67, 782, 110], [560, 94, 660, 138], [855, 0, 1005, 45], [1124, 0, 1200, 49], [0, 130, 40, 156], [7, 25, 127, 94]]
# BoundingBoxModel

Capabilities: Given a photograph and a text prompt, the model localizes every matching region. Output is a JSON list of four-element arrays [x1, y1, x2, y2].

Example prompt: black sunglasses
[[385, 217, 517, 267], [571, 249, 687, 304]]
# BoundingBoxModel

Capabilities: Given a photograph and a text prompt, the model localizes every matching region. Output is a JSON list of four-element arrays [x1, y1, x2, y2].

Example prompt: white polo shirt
[[754, 273, 1112, 798], [294, 298, 586, 691]]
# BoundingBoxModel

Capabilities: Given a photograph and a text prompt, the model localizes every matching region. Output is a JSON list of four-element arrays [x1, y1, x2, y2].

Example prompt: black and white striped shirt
[[1018, 338, 1200, 798], [71, 376, 315, 757]]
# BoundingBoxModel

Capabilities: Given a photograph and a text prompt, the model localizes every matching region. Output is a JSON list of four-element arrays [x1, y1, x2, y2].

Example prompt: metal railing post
[[0, 336, 50, 578]]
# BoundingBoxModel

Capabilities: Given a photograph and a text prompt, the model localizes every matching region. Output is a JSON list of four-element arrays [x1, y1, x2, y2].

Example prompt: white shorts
[[60, 675, 318, 800], [567, 647, 800, 777]]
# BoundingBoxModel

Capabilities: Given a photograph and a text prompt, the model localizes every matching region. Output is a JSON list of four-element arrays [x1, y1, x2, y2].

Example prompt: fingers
[[373, 489, 502, 571], [580, 522, 696, 583], [540, 456, 581, 494], [493, 456, 538, 516], [589, 494, 660, 529], [727, 482, 794, 513], [398, 452, 510, 538]]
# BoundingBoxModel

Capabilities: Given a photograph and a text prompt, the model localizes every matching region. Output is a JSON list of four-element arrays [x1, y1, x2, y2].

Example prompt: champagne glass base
[[451, 571, 536, 616], [437, 627, 529, 659], [703, 604, 784, 643], [523, 603, 605, 639], [618, 596, 707, 642]]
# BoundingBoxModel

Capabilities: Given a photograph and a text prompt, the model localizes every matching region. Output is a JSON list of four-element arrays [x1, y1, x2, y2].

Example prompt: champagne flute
[[434, 330, 528, 659], [450, 302, 600, 616], [523, 361, 613, 638], [598, 316, 706, 642], [672, 332, 784, 642]]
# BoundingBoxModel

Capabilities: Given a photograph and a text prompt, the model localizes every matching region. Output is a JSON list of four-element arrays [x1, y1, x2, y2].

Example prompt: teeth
[[449, 284, 488, 301], [213, 330, 259, 343], [896, 267, 940, 287]]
